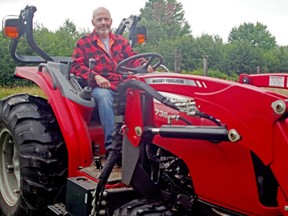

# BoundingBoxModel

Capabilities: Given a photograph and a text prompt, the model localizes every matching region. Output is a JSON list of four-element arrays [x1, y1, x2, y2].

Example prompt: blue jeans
[[92, 88, 115, 149]]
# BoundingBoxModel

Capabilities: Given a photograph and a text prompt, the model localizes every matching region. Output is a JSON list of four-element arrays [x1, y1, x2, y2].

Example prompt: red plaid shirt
[[71, 30, 140, 90]]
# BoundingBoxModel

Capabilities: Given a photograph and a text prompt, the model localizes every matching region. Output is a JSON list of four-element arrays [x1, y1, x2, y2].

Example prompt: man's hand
[[95, 75, 111, 88], [147, 65, 154, 73], [139, 57, 154, 73]]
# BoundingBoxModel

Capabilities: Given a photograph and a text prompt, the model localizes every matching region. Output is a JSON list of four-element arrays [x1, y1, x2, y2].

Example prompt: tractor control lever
[[79, 58, 96, 100], [88, 58, 96, 89]]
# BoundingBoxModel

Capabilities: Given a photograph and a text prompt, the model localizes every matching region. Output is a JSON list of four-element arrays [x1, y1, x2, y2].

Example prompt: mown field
[[0, 85, 45, 99]]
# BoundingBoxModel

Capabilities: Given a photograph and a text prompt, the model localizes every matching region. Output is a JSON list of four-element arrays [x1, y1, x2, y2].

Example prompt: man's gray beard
[[98, 29, 110, 37]]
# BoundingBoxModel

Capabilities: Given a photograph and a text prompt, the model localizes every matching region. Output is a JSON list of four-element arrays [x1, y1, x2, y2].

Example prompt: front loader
[[2, 4, 288, 216]]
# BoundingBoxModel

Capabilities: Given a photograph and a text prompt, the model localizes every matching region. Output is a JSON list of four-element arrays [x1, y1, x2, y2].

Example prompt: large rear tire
[[0, 94, 68, 215]]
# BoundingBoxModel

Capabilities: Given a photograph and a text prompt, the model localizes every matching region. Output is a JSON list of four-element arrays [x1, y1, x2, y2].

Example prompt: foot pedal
[[94, 156, 103, 169], [47, 203, 67, 216]]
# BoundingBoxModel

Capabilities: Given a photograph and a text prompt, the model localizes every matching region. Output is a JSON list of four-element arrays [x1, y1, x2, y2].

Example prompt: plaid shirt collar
[[90, 29, 117, 43]]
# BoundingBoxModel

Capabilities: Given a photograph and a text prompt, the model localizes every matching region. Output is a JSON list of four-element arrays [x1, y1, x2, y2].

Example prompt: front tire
[[0, 94, 68, 215], [113, 198, 173, 216]]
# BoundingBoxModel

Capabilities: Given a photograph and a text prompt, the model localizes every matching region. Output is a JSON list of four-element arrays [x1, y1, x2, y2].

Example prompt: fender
[[14, 64, 96, 176]]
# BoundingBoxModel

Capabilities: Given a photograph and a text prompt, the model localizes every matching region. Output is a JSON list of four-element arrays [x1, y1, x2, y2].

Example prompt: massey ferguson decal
[[145, 78, 201, 86]]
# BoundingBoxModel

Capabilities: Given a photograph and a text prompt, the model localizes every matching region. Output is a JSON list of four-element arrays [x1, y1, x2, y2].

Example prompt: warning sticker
[[269, 76, 284, 87]]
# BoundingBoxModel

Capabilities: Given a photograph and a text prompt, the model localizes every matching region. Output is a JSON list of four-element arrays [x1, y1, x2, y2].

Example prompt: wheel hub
[[0, 128, 20, 206]]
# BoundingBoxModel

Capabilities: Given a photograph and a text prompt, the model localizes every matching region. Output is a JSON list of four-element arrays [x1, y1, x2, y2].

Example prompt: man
[[70, 7, 145, 150]]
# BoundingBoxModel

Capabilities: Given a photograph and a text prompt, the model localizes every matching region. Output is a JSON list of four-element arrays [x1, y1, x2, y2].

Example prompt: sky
[[0, 0, 287, 46]]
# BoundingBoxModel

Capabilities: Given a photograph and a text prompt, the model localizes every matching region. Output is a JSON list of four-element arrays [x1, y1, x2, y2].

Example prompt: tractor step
[[80, 158, 122, 183], [47, 203, 67, 215]]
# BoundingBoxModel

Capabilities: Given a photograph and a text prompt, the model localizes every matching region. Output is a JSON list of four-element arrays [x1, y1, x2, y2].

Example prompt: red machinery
[[1, 5, 288, 216]]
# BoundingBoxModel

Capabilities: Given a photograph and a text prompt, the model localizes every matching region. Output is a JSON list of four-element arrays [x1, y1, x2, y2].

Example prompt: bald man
[[71, 7, 143, 150]]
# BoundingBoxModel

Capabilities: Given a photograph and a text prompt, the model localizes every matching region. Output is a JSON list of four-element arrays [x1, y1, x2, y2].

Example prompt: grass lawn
[[0, 85, 45, 99]]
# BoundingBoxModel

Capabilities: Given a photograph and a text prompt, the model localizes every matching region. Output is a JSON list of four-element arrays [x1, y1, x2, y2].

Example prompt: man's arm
[[70, 42, 91, 80]]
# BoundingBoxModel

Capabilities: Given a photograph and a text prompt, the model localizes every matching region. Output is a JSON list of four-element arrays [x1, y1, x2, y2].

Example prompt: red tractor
[[2, 5, 288, 216]]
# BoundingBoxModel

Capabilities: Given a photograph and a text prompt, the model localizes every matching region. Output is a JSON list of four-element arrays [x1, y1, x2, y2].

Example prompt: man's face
[[92, 10, 112, 38]]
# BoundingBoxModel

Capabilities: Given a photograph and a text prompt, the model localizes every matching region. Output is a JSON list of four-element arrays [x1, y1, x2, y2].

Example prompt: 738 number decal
[[155, 109, 168, 118]]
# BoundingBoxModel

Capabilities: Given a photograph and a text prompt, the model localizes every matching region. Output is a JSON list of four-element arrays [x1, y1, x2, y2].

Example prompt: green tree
[[259, 47, 288, 72], [29, 20, 84, 57], [277, 47, 288, 71], [139, 0, 191, 46], [53, 20, 81, 56], [225, 40, 261, 75], [0, 33, 30, 86], [258, 48, 280, 72], [0, 34, 17, 85], [138, 0, 191, 71], [33, 20, 80, 57], [191, 34, 225, 72], [228, 22, 277, 50], [58, 19, 79, 39]]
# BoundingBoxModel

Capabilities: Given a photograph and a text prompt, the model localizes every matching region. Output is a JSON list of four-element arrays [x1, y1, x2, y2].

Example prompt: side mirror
[[2, 16, 23, 39]]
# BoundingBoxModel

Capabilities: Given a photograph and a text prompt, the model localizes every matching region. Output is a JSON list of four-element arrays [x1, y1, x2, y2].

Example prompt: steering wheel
[[115, 53, 163, 74]]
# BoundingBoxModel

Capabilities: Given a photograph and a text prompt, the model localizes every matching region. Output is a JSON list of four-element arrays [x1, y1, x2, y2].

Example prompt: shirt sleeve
[[70, 40, 98, 80]]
